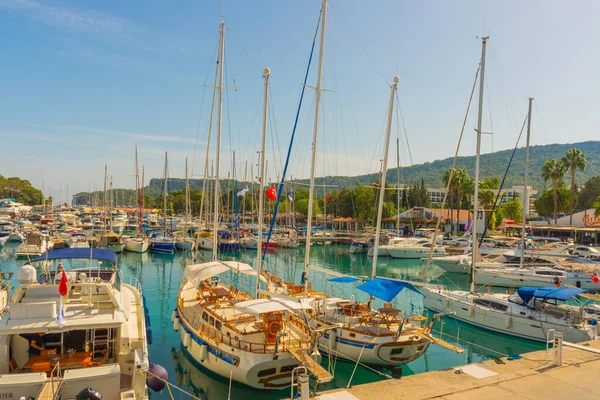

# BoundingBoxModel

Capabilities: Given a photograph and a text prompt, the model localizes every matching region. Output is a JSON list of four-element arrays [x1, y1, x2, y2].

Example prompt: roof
[[357, 278, 421, 302], [183, 260, 257, 286], [31, 248, 117, 264], [233, 298, 312, 315], [517, 287, 585, 304]]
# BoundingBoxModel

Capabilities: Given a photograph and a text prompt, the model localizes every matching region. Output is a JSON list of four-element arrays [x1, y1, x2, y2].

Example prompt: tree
[[502, 198, 523, 224], [594, 196, 600, 217], [578, 176, 600, 211], [541, 159, 567, 224], [442, 168, 467, 235], [561, 148, 586, 224], [534, 187, 573, 219]]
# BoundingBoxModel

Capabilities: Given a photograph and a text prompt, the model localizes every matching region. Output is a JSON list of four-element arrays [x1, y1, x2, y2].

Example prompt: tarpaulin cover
[[357, 278, 422, 302]]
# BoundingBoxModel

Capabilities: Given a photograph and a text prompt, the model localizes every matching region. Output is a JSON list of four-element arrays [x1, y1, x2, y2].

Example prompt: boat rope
[[261, 9, 321, 262], [346, 342, 366, 388], [422, 64, 480, 281], [138, 367, 202, 400], [319, 343, 393, 380]]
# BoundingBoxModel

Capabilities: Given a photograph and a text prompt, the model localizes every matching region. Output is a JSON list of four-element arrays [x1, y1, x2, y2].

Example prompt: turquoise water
[[0, 243, 542, 399]]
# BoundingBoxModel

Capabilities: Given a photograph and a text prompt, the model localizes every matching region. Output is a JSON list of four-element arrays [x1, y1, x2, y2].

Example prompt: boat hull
[[386, 246, 446, 259]]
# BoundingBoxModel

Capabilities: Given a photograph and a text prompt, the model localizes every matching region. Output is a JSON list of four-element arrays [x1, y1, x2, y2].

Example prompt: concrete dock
[[319, 340, 600, 399]]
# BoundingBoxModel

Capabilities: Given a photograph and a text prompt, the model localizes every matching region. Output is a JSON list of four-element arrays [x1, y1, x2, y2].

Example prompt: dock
[[318, 339, 600, 399]]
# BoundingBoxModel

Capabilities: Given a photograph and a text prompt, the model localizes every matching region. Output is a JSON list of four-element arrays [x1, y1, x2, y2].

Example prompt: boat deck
[[319, 340, 600, 400]]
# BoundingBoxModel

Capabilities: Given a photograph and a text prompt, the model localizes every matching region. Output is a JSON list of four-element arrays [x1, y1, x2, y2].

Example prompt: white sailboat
[[174, 22, 327, 389], [124, 147, 150, 253], [150, 152, 175, 253], [175, 158, 197, 251]]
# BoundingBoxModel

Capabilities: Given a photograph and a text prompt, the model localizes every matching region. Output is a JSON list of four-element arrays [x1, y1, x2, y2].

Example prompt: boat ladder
[[288, 347, 333, 383]]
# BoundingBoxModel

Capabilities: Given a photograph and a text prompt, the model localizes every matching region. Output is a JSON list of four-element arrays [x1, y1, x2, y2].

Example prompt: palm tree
[[561, 148, 586, 225], [442, 168, 467, 235], [541, 159, 567, 224]]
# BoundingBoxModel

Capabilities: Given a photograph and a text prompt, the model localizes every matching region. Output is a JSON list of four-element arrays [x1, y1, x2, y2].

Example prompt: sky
[[1, 0, 599, 202]]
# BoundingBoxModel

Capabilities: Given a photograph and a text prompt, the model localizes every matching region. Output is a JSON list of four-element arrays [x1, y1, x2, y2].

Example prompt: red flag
[[266, 186, 277, 201], [591, 275, 599, 284], [326, 193, 331, 203], [58, 271, 68, 296], [556, 280, 562, 288]]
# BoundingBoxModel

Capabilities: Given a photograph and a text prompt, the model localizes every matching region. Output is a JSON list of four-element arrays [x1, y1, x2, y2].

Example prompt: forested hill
[[293, 140, 600, 191], [123, 140, 600, 200]]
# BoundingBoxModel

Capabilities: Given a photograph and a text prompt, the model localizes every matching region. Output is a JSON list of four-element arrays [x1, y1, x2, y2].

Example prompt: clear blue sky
[[1, 0, 599, 201]]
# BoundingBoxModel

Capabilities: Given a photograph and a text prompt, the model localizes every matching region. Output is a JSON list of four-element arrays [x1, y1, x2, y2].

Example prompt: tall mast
[[519, 97, 533, 268], [256, 67, 270, 297], [163, 152, 168, 236], [212, 20, 225, 260], [103, 165, 108, 234], [185, 157, 190, 225], [372, 77, 399, 279], [303, 0, 328, 293], [135, 147, 142, 232], [470, 36, 488, 293], [396, 137, 401, 234]]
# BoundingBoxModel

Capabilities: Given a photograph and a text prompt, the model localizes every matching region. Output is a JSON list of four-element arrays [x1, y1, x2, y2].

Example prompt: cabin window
[[202, 312, 209, 322], [280, 365, 296, 373], [390, 348, 404, 355], [535, 271, 563, 276], [474, 299, 508, 311], [209, 316, 215, 326], [215, 321, 222, 331], [257, 368, 277, 377], [349, 333, 356, 338]]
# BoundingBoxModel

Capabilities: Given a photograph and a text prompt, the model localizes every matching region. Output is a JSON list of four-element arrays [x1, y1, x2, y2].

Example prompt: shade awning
[[357, 278, 422, 302], [183, 260, 258, 286], [517, 287, 586, 303], [32, 248, 117, 265], [233, 298, 312, 315]]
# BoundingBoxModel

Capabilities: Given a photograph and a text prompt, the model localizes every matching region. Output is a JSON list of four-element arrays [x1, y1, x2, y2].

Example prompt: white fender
[[183, 332, 191, 348], [171, 310, 177, 323], [173, 314, 180, 332], [328, 329, 338, 351], [505, 316, 512, 330], [444, 298, 450, 309], [468, 305, 474, 317], [200, 344, 208, 362]]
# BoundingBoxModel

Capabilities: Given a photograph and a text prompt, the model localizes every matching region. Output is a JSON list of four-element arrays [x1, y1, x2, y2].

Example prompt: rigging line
[[396, 91, 424, 208], [485, 65, 494, 178], [192, 39, 220, 177], [533, 99, 554, 143], [479, 114, 528, 244], [328, 2, 388, 86], [268, 85, 284, 174], [260, 7, 321, 261], [422, 64, 481, 281]]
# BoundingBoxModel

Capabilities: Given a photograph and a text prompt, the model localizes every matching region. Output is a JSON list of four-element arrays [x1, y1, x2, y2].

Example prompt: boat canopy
[[233, 298, 312, 315], [32, 248, 117, 265], [517, 287, 586, 304], [357, 278, 421, 302], [184, 260, 257, 286], [329, 276, 361, 283]]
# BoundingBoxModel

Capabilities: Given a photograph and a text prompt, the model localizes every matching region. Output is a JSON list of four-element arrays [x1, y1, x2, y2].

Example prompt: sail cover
[[184, 260, 257, 286], [233, 298, 313, 315], [357, 278, 421, 302]]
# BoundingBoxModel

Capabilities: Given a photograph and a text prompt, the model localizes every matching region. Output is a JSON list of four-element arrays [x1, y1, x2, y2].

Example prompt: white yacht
[[382, 237, 446, 259], [423, 286, 598, 342], [0, 248, 160, 399], [124, 236, 150, 253], [15, 232, 54, 258]]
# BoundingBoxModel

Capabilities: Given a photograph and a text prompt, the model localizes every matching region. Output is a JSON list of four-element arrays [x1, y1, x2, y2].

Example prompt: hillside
[[73, 141, 600, 205]]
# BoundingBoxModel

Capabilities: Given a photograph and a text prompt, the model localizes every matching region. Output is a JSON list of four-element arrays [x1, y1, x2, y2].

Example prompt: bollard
[[553, 332, 563, 366], [297, 370, 310, 400]]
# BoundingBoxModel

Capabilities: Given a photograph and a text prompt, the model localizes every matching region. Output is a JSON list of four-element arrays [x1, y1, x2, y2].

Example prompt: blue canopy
[[517, 287, 585, 304], [357, 278, 421, 302], [329, 276, 361, 283], [31, 248, 117, 265]]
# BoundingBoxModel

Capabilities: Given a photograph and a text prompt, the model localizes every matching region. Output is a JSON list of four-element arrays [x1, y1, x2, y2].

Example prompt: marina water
[[0, 242, 541, 399]]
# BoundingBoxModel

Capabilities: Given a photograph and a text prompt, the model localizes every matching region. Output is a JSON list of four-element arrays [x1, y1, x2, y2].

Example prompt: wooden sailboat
[[173, 21, 327, 389]]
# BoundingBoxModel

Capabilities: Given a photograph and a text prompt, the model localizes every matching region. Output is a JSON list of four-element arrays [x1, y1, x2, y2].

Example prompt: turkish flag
[[591, 275, 599, 284], [266, 186, 277, 201], [58, 271, 68, 296], [556, 280, 562, 288], [326, 193, 331, 203]]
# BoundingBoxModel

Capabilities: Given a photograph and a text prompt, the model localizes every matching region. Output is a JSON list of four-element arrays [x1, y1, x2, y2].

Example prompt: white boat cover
[[233, 298, 313, 315], [184, 260, 257, 286]]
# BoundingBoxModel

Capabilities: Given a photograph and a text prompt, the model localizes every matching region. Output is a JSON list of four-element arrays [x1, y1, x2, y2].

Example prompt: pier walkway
[[319, 340, 600, 399]]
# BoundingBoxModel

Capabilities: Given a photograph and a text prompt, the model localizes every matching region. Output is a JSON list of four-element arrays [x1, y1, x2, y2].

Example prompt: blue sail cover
[[357, 278, 422, 302], [517, 287, 585, 304], [329, 276, 361, 283], [31, 248, 117, 264]]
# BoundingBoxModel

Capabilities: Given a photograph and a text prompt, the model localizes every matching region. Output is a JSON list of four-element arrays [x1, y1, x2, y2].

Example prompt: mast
[[372, 77, 399, 279], [103, 165, 108, 234], [135, 147, 143, 232], [303, 0, 328, 293], [212, 20, 225, 260], [256, 67, 270, 297], [163, 152, 168, 236], [396, 137, 401, 234], [470, 36, 488, 293], [185, 157, 189, 226], [519, 97, 533, 268]]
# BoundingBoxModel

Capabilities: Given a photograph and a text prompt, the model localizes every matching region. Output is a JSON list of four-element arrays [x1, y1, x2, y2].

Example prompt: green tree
[[578, 176, 600, 211], [295, 198, 321, 217], [594, 196, 600, 217], [502, 198, 523, 224], [561, 148, 587, 224], [541, 159, 567, 224], [534, 187, 573, 219]]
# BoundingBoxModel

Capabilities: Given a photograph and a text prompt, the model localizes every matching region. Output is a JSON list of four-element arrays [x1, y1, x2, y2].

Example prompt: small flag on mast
[[236, 185, 248, 197], [56, 271, 67, 328], [288, 191, 293, 202]]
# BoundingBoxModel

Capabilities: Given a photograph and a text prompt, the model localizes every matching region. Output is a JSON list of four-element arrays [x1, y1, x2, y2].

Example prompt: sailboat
[[175, 158, 197, 251], [124, 147, 150, 253], [151, 152, 176, 253], [261, 0, 461, 366], [422, 41, 598, 342], [173, 21, 326, 389]]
